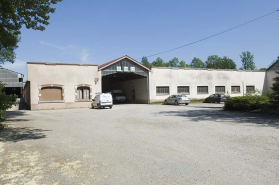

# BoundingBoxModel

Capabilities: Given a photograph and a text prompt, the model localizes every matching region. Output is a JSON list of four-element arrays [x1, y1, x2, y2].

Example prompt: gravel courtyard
[[0, 103, 279, 185]]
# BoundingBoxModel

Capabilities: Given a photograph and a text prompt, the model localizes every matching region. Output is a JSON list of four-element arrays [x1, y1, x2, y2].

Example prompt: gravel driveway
[[0, 103, 279, 185]]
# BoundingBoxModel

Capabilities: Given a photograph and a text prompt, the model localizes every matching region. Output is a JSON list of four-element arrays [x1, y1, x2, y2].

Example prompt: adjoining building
[[0, 68, 24, 98], [24, 55, 278, 110]]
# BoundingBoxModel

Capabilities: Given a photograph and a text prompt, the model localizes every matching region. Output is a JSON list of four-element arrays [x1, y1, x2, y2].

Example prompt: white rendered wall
[[27, 63, 101, 110], [149, 68, 266, 102]]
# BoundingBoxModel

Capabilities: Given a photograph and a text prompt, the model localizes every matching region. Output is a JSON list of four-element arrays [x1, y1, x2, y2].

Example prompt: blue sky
[[3, 0, 279, 80]]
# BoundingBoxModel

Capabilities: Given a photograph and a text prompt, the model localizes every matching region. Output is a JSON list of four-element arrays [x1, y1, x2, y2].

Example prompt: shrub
[[224, 94, 272, 112], [0, 82, 17, 121]]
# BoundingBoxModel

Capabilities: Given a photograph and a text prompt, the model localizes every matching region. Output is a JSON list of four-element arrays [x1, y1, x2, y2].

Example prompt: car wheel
[[164, 100, 167, 105], [185, 103, 189, 105], [97, 104, 101, 109], [92, 105, 94, 109], [110, 106, 112, 109], [175, 101, 179, 106]]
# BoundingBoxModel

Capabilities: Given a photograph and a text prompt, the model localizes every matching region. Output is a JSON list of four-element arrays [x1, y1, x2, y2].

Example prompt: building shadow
[[0, 127, 51, 142], [156, 109, 279, 129]]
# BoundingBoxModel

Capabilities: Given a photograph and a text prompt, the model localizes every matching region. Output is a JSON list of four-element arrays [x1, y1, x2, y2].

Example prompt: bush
[[224, 94, 276, 113]]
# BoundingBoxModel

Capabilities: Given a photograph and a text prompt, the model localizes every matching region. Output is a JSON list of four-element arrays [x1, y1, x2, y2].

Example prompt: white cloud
[[40, 41, 65, 50], [81, 49, 89, 62]]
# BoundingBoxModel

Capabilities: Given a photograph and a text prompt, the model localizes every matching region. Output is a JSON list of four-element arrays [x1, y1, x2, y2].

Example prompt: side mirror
[[92, 99, 95, 101]]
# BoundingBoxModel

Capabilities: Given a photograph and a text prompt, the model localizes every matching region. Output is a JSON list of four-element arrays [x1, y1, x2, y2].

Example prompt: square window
[[197, 86, 208, 94], [177, 86, 190, 94], [156, 86, 169, 95]]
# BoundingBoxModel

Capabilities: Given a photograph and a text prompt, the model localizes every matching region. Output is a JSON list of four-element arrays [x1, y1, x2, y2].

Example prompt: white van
[[109, 89, 126, 103], [91, 93, 113, 109]]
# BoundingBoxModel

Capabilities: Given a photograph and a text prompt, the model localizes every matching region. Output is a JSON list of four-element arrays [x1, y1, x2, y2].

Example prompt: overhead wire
[[137, 9, 279, 60]]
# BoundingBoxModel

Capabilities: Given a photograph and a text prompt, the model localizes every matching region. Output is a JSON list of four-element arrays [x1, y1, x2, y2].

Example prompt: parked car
[[164, 94, 190, 105], [108, 89, 126, 103], [204, 94, 227, 103], [91, 93, 113, 109]]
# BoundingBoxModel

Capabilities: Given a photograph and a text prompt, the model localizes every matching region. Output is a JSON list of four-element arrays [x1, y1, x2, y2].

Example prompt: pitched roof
[[0, 67, 24, 76], [267, 58, 279, 71], [98, 55, 151, 71]]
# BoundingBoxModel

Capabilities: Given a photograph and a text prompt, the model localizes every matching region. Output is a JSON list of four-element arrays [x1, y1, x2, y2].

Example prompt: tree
[[259, 68, 267, 71], [240, 51, 256, 70], [222, 56, 236, 69], [179, 60, 188, 68], [151, 57, 167, 67], [190, 57, 205, 68], [0, 0, 62, 64], [271, 71, 279, 101], [168, 57, 179, 67], [141, 56, 151, 68], [205, 55, 222, 69], [0, 82, 17, 122]]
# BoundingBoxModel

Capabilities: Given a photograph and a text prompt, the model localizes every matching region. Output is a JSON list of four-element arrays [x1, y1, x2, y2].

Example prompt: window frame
[[231, 86, 241, 94], [215, 86, 226, 94], [197, 86, 208, 94], [75, 84, 92, 102], [177, 86, 190, 94], [38, 84, 65, 103], [246, 86, 255, 93], [156, 86, 170, 96]]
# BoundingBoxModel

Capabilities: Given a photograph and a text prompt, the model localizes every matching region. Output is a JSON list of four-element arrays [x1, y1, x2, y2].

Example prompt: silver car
[[164, 94, 190, 105]]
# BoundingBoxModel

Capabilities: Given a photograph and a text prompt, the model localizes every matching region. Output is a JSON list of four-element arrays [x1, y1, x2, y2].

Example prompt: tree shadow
[[0, 127, 51, 142], [156, 109, 279, 129]]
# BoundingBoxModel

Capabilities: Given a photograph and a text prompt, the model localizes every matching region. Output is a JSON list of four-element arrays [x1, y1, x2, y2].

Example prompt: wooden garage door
[[40, 87, 62, 101]]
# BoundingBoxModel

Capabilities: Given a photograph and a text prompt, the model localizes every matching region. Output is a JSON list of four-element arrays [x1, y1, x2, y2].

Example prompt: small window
[[156, 86, 169, 95], [231, 86, 240, 94], [197, 86, 208, 94], [215, 86, 225, 93], [246, 86, 255, 93], [177, 86, 190, 94], [77, 87, 90, 100]]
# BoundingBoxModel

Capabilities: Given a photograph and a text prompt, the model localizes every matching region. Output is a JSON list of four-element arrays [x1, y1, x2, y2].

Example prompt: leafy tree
[[222, 56, 236, 69], [271, 71, 279, 101], [151, 57, 167, 67], [178, 60, 186, 68], [0, 82, 17, 121], [141, 56, 151, 68], [239, 67, 244, 70], [190, 57, 205, 68], [168, 57, 179, 67], [0, 0, 62, 64], [259, 68, 267, 71], [240, 51, 256, 70], [205, 55, 222, 69]]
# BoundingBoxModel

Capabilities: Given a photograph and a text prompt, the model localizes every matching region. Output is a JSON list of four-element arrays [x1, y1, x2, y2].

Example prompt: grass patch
[[150, 101, 164, 104], [190, 99, 205, 103]]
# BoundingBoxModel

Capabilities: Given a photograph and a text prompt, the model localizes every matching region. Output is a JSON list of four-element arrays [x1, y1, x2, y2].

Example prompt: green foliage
[[224, 95, 271, 112], [222, 56, 237, 69], [151, 57, 168, 67], [271, 71, 279, 101], [141, 56, 151, 68], [0, 0, 62, 64], [190, 57, 205, 68], [205, 55, 222, 69], [224, 93, 279, 114], [179, 60, 186, 68], [240, 51, 256, 70], [259, 68, 267, 71], [205, 55, 236, 69], [0, 82, 17, 120], [168, 57, 179, 67]]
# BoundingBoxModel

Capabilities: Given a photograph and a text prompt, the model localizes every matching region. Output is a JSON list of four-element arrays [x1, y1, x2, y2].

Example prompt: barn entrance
[[99, 56, 150, 104]]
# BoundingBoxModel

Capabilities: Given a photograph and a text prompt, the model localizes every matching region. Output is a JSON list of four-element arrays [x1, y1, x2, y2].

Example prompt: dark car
[[204, 94, 227, 103]]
